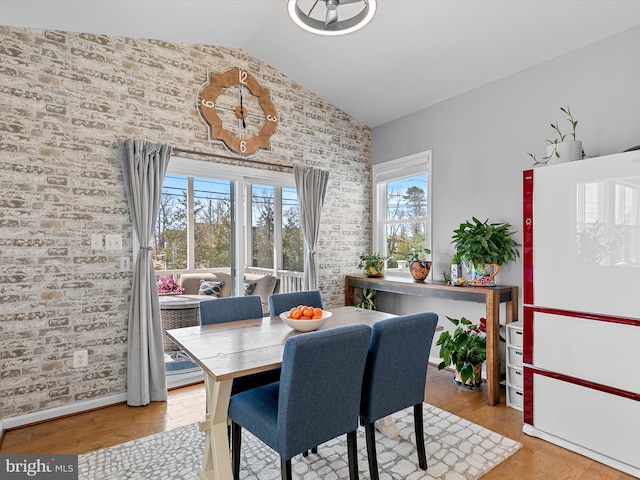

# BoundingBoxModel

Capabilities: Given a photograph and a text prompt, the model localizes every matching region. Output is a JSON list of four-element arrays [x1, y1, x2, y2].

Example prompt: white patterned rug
[[78, 404, 520, 479]]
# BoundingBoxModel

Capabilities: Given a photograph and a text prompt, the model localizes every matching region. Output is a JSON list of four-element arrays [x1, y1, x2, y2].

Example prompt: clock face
[[197, 67, 278, 157]]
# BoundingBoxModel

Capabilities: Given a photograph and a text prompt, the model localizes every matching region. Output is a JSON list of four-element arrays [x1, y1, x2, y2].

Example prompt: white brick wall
[[0, 26, 371, 419]]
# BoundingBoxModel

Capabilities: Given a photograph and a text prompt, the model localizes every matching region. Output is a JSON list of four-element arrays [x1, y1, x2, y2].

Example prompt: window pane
[[156, 174, 187, 270], [193, 177, 231, 269], [386, 174, 427, 221], [251, 184, 274, 268], [282, 187, 303, 272], [386, 222, 426, 268]]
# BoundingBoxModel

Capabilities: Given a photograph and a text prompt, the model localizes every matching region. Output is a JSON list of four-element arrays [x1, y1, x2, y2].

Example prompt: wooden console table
[[345, 275, 518, 406]]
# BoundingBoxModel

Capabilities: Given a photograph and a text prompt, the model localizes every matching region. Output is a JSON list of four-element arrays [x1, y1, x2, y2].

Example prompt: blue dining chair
[[199, 295, 280, 396], [228, 324, 372, 480], [267, 289, 325, 456], [268, 290, 323, 316], [360, 312, 439, 480]]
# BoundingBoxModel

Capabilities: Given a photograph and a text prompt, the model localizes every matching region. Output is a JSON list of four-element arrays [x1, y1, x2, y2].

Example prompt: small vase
[[546, 140, 582, 164], [454, 363, 483, 391], [365, 261, 385, 277], [408, 260, 431, 282], [463, 261, 500, 286]]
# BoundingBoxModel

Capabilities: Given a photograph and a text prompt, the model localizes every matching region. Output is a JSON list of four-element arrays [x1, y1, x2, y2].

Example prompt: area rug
[[78, 404, 521, 479]]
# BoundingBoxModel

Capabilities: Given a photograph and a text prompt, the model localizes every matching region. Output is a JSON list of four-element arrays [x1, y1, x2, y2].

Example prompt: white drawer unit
[[505, 321, 523, 411]]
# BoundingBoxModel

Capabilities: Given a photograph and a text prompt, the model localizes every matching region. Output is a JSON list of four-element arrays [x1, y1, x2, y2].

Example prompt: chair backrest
[[277, 324, 371, 460], [199, 295, 263, 325], [360, 312, 439, 422], [268, 290, 323, 316]]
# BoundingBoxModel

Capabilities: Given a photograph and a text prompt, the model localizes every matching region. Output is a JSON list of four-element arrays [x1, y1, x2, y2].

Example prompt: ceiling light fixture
[[287, 0, 377, 36]]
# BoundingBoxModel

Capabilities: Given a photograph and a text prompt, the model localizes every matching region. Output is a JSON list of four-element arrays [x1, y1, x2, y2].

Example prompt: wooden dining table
[[166, 305, 396, 480]]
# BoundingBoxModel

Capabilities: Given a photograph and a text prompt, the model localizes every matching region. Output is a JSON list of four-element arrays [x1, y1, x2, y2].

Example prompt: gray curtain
[[294, 166, 330, 290], [118, 139, 171, 406]]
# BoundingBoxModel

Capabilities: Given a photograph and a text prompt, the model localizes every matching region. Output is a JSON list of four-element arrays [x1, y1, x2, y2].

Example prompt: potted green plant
[[528, 105, 585, 166], [407, 247, 431, 282], [358, 252, 387, 277], [354, 288, 377, 310], [451, 217, 520, 286], [449, 251, 464, 285], [436, 315, 487, 390]]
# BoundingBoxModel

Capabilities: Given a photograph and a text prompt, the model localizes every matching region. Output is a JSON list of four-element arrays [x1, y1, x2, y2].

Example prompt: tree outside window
[[156, 174, 303, 276], [373, 151, 432, 274]]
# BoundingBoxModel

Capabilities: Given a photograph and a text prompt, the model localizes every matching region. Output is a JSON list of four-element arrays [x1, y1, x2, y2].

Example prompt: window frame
[[372, 150, 432, 276], [162, 156, 297, 296]]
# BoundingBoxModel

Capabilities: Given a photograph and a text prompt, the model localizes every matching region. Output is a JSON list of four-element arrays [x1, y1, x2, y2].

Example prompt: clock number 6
[[201, 99, 215, 108], [240, 141, 247, 153]]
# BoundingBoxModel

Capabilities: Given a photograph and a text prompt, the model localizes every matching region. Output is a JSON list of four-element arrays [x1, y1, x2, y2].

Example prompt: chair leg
[[231, 421, 242, 480], [364, 421, 379, 480], [347, 430, 359, 480], [302, 446, 318, 457], [280, 458, 292, 480], [414, 403, 428, 470]]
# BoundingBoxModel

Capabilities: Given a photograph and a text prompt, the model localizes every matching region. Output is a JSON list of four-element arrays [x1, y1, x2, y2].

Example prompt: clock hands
[[198, 67, 277, 157], [239, 87, 246, 129]]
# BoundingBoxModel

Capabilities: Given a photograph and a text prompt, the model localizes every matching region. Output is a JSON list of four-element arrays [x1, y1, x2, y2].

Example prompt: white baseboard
[[1, 393, 128, 432], [2, 372, 206, 437]]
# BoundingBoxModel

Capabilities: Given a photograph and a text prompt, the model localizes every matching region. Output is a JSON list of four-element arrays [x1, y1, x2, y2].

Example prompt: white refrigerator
[[522, 150, 640, 478]]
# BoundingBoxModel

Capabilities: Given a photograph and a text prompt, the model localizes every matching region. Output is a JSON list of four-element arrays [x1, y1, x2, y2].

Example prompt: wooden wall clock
[[197, 67, 278, 157]]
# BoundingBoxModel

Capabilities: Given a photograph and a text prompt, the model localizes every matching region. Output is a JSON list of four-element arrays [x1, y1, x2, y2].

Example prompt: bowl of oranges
[[279, 305, 332, 332]]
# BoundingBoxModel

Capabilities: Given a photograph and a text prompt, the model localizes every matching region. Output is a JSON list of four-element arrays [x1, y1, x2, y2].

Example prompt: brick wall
[[0, 26, 371, 419]]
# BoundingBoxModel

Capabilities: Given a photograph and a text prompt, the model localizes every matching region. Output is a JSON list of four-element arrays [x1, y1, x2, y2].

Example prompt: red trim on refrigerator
[[524, 306, 640, 327], [526, 366, 640, 403], [522, 170, 534, 306], [523, 307, 534, 364], [523, 366, 534, 425]]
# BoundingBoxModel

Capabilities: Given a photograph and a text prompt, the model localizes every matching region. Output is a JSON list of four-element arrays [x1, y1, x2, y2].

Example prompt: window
[[155, 158, 303, 288], [373, 151, 432, 273]]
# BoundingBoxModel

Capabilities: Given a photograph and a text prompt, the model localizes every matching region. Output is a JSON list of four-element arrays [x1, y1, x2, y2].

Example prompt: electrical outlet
[[91, 234, 102, 250], [121, 257, 130, 271], [105, 234, 122, 251], [73, 350, 88, 368]]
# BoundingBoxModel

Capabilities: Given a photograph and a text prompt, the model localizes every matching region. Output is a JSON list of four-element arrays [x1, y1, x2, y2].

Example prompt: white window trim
[[372, 150, 432, 276], [166, 156, 295, 295]]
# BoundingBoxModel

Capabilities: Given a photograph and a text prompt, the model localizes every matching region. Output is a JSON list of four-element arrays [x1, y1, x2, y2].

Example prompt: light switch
[[105, 234, 122, 251], [91, 234, 102, 250]]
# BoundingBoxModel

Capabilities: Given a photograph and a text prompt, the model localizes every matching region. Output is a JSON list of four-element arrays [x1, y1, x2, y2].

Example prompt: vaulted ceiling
[[3, 1, 640, 127]]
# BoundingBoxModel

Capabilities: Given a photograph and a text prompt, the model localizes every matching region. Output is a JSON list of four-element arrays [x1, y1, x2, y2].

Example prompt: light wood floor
[[1, 365, 634, 479]]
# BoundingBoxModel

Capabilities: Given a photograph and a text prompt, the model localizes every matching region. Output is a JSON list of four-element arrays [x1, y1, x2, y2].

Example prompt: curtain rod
[[172, 147, 294, 171]]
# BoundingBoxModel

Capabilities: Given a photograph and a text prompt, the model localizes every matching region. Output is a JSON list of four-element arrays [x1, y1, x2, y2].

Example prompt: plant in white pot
[[528, 106, 585, 167]]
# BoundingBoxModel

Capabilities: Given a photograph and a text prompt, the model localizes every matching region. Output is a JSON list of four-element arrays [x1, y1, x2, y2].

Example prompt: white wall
[[370, 26, 640, 342]]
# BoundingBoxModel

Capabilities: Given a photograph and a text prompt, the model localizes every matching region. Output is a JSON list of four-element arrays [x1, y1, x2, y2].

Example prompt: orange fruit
[[313, 308, 323, 316], [291, 310, 302, 319]]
